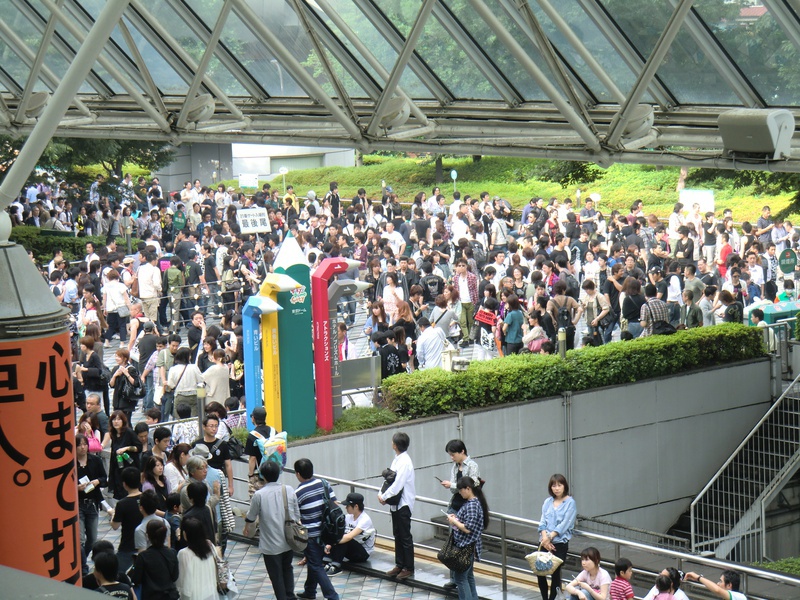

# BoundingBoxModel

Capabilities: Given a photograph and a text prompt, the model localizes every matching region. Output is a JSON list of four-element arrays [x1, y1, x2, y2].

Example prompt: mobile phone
[[440, 509, 450, 516], [434, 476, 443, 482]]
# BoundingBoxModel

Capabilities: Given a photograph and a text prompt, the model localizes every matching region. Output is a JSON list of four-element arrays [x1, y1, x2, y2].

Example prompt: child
[[565, 546, 611, 600], [652, 574, 675, 600], [609, 558, 635, 600], [165, 492, 183, 550]]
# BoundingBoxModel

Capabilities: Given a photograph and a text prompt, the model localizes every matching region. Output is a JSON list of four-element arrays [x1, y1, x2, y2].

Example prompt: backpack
[[470, 240, 487, 268], [555, 297, 572, 329], [563, 274, 580, 300], [250, 429, 287, 471], [130, 274, 139, 298], [319, 479, 346, 544]]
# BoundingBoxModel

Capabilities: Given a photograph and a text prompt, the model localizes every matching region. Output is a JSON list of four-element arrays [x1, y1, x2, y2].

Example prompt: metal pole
[[366, 0, 437, 136], [605, 0, 695, 147], [558, 327, 567, 358], [0, 0, 131, 214]]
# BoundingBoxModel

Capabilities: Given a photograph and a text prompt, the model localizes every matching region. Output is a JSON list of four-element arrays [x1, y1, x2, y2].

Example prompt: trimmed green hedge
[[383, 325, 765, 418], [9, 225, 140, 263], [757, 556, 800, 576]]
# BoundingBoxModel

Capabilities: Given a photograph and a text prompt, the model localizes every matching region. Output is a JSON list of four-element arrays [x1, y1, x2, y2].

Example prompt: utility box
[[756, 301, 800, 326]]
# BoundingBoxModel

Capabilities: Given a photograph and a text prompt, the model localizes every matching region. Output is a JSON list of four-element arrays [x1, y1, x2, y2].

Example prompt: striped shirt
[[610, 577, 634, 600], [296, 478, 337, 540]]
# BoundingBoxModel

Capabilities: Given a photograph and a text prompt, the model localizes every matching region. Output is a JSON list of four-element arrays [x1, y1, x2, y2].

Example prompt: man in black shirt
[[186, 311, 206, 362], [201, 243, 220, 315], [110, 467, 143, 573], [192, 414, 234, 495], [602, 263, 625, 343], [245, 407, 276, 494], [183, 250, 204, 319]]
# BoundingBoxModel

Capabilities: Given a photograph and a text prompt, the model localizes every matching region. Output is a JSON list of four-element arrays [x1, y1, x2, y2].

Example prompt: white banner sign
[[238, 173, 259, 188], [236, 207, 272, 234]]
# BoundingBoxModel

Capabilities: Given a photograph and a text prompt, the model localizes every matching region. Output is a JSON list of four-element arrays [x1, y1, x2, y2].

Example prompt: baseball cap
[[648, 266, 662, 274], [143, 321, 155, 331], [385, 186, 393, 193], [307, 190, 316, 199], [342, 492, 364, 507]]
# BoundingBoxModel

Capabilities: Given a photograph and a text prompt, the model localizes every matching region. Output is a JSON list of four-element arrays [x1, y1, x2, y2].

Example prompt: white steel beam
[[13, 0, 65, 124], [467, 0, 601, 151], [432, 1, 523, 106], [764, 0, 800, 60], [290, 0, 361, 126], [116, 19, 168, 119], [127, 0, 244, 121], [175, 1, 232, 130], [536, 0, 625, 103], [37, 0, 171, 131], [169, 0, 269, 101], [230, 0, 363, 141], [11, 0, 113, 97], [0, 0, 131, 213], [0, 16, 93, 118], [311, 0, 428, 125], [574, 0, 675, 109], [502, 0, 596, 125], [675, 1, 764, 107], [366, 0, 436, 137], [605, 0, 695, 147], [357, 0, 454, 104]]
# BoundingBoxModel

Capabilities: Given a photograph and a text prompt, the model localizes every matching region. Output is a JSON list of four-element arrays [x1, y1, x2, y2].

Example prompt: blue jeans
[[627, 321, 643, 338], [79, 500, 98, 574], [454, 559, 478, 600], [160, 389, 174, 422], [570, 590, 593, 600], [142, 372, 155, 411], [303, 538, 339, 600], [602, 319, 618, 344]]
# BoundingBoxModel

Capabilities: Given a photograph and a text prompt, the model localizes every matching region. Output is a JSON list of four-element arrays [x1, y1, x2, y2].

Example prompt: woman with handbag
[[537, 474, 577, 600], [102, 269, 132, 346], [176, 517, 220, 600], [130, 520, 179, 600], [110, 349, 142, 423], [444, 477, 489, 600]]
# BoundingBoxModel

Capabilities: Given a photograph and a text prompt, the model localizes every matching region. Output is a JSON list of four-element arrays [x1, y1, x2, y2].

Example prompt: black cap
[[342, 492, 364, 506]]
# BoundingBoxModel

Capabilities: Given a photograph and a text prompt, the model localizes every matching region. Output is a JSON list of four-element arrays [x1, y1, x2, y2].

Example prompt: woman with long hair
[[76, 412, 103, 454], [164, 443, 191, 492], [75, 335, 108, 413], [176, 517, 219, 600], [101, 410, 142, 499], [537, 474, 577, 600], [445, 477, 489, 600], [109, 348, 141, 423], [131, 519, 179, 600], [382, 272, 404, 325], [141, 455, 170, 512], [363, 300, 389, 353]]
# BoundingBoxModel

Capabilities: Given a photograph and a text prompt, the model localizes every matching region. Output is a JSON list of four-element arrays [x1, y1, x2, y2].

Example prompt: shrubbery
[[9, 226, 140, 263], [757, 556, 800, 576], [383, 325, 764, 418]]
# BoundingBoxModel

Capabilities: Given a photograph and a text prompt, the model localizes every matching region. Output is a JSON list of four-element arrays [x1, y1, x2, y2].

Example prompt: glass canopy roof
[[0, 0, 798, 171]]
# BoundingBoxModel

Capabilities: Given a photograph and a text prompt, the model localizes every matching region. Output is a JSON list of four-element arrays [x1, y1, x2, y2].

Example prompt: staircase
[[690, 375, 800, 562]]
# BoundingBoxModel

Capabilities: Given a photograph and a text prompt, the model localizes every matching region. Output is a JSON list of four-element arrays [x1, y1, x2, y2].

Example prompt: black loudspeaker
[[718, 108, 795, 160]]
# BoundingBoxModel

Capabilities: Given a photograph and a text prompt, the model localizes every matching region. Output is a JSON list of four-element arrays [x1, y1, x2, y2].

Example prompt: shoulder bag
[[163, 364, 187, 394], [282, 484, 308, 552], [645, 303, 677, 335], [437, 531, 475, 573], [208, 540, 235, 596]]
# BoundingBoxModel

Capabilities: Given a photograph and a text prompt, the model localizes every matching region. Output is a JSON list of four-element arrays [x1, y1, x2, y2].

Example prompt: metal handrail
[[690, 370, 800, 509], [262, 469, 800, 596]]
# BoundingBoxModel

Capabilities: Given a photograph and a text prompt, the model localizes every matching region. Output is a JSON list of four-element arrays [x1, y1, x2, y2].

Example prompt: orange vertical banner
[[0, 332, 79, 584]]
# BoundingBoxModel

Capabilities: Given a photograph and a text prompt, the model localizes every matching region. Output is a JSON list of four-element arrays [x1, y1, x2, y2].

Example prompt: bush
[[331, 406, 400, 433], [383, 325, 764, 418], [757, 556, 800, 576], [9, 226, 141, 263]]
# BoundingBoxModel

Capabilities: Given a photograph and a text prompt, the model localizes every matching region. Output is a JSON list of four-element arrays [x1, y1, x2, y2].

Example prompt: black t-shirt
[[112, 495, 143, 553], [420, 274, 445, 303], [724, 302, 744, 323], [245, 424, 276, 465], [379, 344, 405, 379], [185, 260, 202, 285], [702, 221, 716, 245], [203, 255, 218, 283], [549, 248, 568, 265], [654, 279, 669, 300], [603, 278, 621, 314], [192, 437, 230, 471], [187, 325, 204, 360], [137, 333, 158, 373], [96, 582, 134, 599]]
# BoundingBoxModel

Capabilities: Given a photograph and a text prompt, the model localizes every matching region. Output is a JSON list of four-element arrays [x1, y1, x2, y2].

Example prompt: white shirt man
[[415, 318, 447, 370], [383, 222, 406, 257]]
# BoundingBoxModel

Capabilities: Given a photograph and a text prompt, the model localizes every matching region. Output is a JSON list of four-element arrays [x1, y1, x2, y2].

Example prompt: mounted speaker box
[[718, 108, 795, 160]]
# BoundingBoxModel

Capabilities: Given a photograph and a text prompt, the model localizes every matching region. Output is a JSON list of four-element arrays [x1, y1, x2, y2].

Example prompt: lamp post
[[196, 382, 207, 432]]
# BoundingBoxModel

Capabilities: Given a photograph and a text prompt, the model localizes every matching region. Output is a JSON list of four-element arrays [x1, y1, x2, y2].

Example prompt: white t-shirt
[[574, 567, 612, 592], [347, 511, 375, 554]]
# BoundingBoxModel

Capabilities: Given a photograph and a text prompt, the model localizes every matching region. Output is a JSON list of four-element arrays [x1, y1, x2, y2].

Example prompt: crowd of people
[[16, 174, 765, 598]]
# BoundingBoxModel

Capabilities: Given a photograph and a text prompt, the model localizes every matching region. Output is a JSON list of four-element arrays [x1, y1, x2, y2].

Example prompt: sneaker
[[296, 593, 316, 599], [327, 564, 343, 576], [443, 581, 457, 590]]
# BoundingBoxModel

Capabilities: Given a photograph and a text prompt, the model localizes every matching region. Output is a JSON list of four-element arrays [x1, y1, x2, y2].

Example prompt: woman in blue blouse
[[537, 474, 577, 600], [446, 477, 489, 600]]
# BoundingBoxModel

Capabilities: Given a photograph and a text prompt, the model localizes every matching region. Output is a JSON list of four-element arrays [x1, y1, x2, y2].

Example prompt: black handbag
[[437, 532, 475, 573]]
